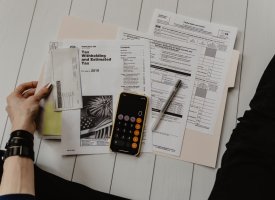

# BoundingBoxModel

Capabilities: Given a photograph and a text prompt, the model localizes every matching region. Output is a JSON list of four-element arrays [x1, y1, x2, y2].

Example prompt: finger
[[22, 88, 36, 98], [33, 83, 53, 102], [15, 81, 38, 94]]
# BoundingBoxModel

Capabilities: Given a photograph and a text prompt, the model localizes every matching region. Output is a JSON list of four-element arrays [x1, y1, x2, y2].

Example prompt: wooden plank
[[190, 0, 248, 200], [0, 0, 35, 142], [70, 0, 106, 22], [103, 0, 142, 29], [139, 1, 194, 200], [36, 140, 75, 180], [72, 154, 116, 193], [173, 1, 214, 199], [11, 0, 73, 178], [211, 0, 247, 164], [138, 0, 178, 32], [110, 153, 155, 200], [150, 156, 193, 200], [16, 0, 72, 83], [238, 0, 275, 118], [177, 0, 213, 20], [103, 1, 156, 199], [68, 0, 116, 193]]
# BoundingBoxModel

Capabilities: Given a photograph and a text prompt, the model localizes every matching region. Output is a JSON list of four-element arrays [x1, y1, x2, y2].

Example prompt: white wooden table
[[1, 0, 275, 199]]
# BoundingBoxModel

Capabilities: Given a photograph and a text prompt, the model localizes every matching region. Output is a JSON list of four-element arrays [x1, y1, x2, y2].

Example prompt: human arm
[[209, 55, 275, 200], [0, 81, 52, 196]]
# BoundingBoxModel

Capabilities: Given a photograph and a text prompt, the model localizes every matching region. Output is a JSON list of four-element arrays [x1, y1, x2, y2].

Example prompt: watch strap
[[10, 130, 34, 141], [4, 145, 34, 161]]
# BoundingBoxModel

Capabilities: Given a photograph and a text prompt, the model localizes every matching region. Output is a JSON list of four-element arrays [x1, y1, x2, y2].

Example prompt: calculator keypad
[[111, 113, 143, 154]]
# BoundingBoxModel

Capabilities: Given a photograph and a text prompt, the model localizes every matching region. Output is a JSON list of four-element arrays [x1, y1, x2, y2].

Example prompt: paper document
[[149, 9, 237, 135], [120, 42, 152, 152], [50, 48, 82, 111], [119, 29, 199, 156], [36, 57, 62, 139], [56, 40, 151, 155]]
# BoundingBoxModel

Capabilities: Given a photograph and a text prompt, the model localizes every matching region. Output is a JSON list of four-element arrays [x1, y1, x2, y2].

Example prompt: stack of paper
[[38, 9, 239, 168]]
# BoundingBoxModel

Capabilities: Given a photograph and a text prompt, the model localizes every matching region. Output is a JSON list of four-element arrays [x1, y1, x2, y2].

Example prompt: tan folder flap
[[156, 50, 240, 168], [228, 50, 240, 88], [57, 16, 118, 40]]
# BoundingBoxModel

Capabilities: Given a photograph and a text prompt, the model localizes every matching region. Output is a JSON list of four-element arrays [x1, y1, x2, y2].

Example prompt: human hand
[[6, 81, 52, 134]]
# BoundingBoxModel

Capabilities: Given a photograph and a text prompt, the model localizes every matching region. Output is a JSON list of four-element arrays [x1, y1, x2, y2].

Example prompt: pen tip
[[176, 79, 182, 88]]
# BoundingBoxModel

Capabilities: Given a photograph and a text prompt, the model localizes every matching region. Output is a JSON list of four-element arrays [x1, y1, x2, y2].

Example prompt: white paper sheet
[[120, 42, 152, 153], [55, 40, 151, 155], [149, 9, 237, 135], [119, 29, 199, 156], [50, 48, 83, 111]]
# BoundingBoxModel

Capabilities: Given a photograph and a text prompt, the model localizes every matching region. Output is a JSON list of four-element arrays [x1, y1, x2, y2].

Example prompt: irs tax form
[[119, 29, 199, 156], [52, 40, 151, 155], [149, 9, 237, 135]]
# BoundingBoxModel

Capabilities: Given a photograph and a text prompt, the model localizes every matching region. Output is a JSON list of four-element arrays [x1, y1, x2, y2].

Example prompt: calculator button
[[114, 133, 119, 138], [114, 140, 125, 146], [123, 122, 128, 126], [134, 130, 140, 136], [115, 127, 120, 132], [118, 114, 123, 120], [126, 142, 131, 148], [118, 121, 122, 126], [129, 130, 133, 134], [136, 118, 142, 123], [131, 143, 138, 149], [122, 128, 126, 133], [133, 136, 139, 143], [124, 115, 130, 121], [135, 124, 141, 130], [130, 124, 134, 128], [130, 117, 136, 123], [127, 135, 131, 141], [138, 111, 143, 116]]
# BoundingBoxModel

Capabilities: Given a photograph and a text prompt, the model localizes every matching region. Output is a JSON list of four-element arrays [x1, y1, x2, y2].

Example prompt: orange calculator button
[[136, 118, 142, 123], [134, 130, 140, 136], [133, 136, 139, 143], [131, 143, 138, 149], [135, 124, 141, 130]]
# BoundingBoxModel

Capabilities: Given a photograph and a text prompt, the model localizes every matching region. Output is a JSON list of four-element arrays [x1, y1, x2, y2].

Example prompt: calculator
[[110, 92, 148, 156]]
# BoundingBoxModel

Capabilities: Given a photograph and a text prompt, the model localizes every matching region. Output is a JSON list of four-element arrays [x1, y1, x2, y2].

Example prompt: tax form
[[120, 42, 152, 153], [53, 40, 151, 155], [119, 29, 199, 156], [149, 9, 237, 135]]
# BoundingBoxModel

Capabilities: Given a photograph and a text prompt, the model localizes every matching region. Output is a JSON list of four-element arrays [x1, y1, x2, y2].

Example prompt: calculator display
[[110, 92, 148, 156]]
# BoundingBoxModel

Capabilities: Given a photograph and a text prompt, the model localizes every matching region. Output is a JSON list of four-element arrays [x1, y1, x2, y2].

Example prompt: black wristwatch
[[4, 130, 35, 161]]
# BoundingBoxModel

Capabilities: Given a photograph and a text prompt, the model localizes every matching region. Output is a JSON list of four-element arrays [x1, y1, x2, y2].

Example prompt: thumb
[[34, 83, 53, 102]]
